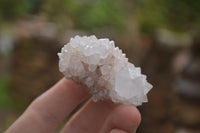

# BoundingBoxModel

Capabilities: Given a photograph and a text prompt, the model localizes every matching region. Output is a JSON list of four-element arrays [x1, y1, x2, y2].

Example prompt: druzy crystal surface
[[58, 35, 152, 106]]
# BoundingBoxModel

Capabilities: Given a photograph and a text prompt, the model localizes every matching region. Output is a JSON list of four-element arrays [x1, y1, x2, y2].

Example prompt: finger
[[109, 129, 128, 133], [102, 105, 141, 133], [61, 99, 118, 133], [5, 78, 89, 133]]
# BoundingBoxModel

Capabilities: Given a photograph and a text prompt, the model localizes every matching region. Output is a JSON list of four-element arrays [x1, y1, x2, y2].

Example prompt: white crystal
[[85, 77, 94, 88], [100, 65, 112, 75], [88, 64, 97, 72], [58, 35, 152, 106]]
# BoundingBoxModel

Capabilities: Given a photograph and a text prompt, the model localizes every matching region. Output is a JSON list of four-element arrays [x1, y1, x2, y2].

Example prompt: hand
[[5, 78, 141, 133]]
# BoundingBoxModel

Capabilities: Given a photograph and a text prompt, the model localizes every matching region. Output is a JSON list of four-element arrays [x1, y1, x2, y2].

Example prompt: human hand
[[5, 78, 141, 133]]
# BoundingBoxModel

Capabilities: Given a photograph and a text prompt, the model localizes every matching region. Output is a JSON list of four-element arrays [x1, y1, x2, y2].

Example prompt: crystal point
[[58, 35, 152, 106]]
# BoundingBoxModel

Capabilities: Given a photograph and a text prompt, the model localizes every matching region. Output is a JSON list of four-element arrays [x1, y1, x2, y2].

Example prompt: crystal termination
[[58, 35, 152, 106]]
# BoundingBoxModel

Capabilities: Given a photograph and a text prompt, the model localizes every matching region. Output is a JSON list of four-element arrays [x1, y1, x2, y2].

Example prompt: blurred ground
[[0, 0, 200, 133]]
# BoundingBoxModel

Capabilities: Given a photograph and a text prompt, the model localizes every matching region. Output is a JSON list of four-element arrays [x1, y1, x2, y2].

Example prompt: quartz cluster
[[58, 35, 152, 106]]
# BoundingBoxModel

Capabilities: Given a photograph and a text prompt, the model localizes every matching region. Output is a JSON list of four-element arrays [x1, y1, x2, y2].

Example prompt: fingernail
[[109, 129, 128, 133]]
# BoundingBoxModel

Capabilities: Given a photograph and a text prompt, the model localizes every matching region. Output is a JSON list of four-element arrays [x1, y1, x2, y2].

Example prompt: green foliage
[[79, 0, 125, 30], [0, 0, 31, 21], [42, 0, 125, 31], [166, 0, 200, 30], [0, 75, 13, 109], [42, 0, 80, 17], [136, 0, 200, 33], [0, 0, 125, 30]]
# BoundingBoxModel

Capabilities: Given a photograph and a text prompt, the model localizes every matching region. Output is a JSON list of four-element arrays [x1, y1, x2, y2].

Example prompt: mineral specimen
[[58, 35, 152, 106]]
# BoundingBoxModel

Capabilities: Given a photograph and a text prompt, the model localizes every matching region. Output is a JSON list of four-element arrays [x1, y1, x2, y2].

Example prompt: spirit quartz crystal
[[58, 35, 152, 106]]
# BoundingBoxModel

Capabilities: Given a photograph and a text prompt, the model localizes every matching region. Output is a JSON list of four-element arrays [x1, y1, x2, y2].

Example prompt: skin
[[5, 78, 141, 133]]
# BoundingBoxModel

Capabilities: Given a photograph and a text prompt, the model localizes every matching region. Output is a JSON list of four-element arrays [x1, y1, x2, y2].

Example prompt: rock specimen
[[58, 35, 152, 106]]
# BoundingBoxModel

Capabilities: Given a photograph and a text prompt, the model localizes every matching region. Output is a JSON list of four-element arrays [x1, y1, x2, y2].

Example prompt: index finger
[[6, 78, 89, 133]]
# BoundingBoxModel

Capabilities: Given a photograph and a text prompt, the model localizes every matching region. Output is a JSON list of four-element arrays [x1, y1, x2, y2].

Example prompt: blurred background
[[0, 0, 200, 132]]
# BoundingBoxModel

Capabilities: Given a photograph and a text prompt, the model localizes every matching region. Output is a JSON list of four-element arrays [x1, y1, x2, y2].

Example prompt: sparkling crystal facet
[[58, 35, 152, 106]]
